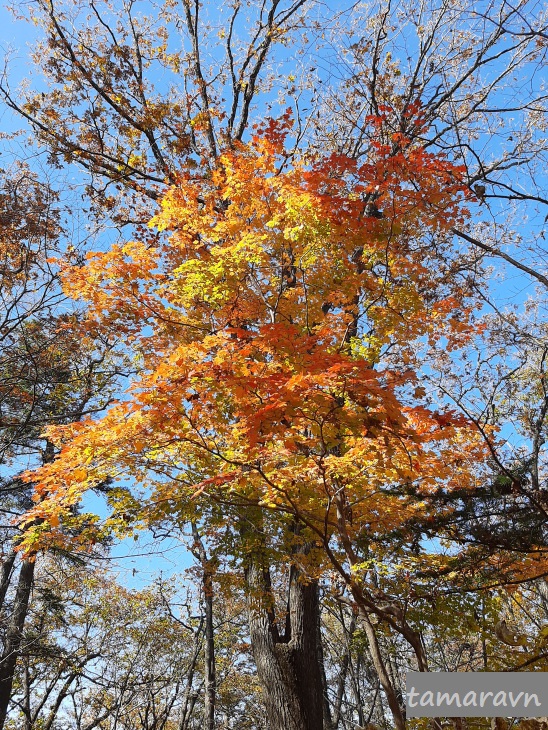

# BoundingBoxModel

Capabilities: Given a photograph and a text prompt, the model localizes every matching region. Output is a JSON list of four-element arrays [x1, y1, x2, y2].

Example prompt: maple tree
[[17, 108, 496, 729]]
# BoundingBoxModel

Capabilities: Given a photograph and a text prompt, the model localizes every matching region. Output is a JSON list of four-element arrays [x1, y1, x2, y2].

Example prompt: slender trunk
[[353, 652, 366, 728], [0, 557, 35, 729], [318, 604, 334, 730], [332, 613, 357, 728], [0, 441, 58, 727], [23, 656, 31, 730], [245, 549, 324, 730], [202, 576, 215, 730], [358, 610, 406, 730], [178, 619, 202, 730], [191, 523, 216, 730], [0, 553, 16, 614]]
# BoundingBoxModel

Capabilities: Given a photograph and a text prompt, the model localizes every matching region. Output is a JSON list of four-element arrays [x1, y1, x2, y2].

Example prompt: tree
[[314, 0, 548, 566], [19, 111, 493, 729], [0, 161, 125, 727], [0, 167, 65, 729], [2, 556, 258, 730], [0, 0, 314, 223]]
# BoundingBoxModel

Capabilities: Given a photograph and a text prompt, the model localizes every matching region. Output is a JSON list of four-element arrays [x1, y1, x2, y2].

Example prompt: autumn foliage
[[18, 108, 490, 590]]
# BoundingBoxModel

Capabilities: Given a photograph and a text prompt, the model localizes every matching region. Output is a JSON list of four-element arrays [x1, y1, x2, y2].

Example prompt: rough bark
[[0, 557, 35, 729], [245, 549, 325, 730]]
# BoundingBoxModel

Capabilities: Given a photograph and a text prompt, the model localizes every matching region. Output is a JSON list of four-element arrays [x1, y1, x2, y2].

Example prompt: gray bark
[[191, 523, 216, 730], [0, 557, 35, 729], [245, 551, 325, 730], [0, 552, 16, 614]]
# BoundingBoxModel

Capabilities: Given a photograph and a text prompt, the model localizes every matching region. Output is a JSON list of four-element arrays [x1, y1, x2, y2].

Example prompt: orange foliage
[[20, 111, 490, 585]]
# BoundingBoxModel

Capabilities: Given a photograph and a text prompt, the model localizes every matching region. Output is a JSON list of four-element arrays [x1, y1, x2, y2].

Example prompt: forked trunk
[[245, 553, 325, 730]]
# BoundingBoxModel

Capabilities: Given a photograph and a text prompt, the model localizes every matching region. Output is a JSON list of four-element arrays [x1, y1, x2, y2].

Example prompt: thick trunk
[[245, 553, 325, 730], [0, 557, 35, 729]]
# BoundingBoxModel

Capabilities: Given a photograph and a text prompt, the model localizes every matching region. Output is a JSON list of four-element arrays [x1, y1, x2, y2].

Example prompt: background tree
[[0, 160, 126, 726], [1, 556, 264, 730]]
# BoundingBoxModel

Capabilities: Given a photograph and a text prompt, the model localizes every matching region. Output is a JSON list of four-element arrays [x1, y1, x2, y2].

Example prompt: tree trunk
[[202, 572, 215, 730], [332, 612, 357, 728], [191, 523, 216, 730], [0, 557, 35, 729], [358, 610, 406, 730], [0, 552, 16, 614], [318, 603, 334, 730], [245, 551, 325, 730]]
